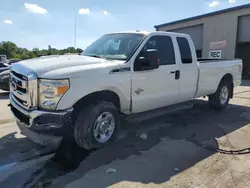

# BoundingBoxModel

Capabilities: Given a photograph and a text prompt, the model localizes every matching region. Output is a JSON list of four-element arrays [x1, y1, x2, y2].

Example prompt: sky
[[0, 0, 249, 50]]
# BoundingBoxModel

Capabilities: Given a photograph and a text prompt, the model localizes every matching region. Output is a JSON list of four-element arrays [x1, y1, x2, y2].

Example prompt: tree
[[0, 41, 83, 60], [32, 48, 40, 56], [76, 48, 83, 54], [0, 41, 18, 58]]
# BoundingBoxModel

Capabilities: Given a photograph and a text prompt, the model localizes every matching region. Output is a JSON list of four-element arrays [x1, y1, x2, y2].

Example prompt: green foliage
[[0, 41, 83, 60]]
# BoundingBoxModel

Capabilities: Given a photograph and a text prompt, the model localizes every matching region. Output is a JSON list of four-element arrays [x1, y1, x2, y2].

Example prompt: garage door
[[236, 43, 250, 79], [238, 15, 250, 43], [169, 24, 203, 57], [236, 15, 250, 79]]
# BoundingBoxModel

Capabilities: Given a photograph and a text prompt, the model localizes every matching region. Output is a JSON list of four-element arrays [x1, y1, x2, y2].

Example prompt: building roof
[[154, 3, 250, 29]]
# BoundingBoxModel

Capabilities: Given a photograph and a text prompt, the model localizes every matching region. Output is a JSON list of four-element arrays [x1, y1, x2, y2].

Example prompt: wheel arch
[[220, 73, 234, 98], [72, 90, 121, 122]]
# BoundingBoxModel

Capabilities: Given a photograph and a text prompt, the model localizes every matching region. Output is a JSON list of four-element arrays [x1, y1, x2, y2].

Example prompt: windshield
[[81, 33, 145, 60]]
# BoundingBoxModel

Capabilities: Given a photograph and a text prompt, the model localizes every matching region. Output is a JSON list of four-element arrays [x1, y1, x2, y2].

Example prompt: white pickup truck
[[9, 31, 242, 150]]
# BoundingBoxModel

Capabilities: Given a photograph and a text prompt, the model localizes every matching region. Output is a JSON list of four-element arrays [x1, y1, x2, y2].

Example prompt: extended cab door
[[131, 34, 181, 113], [175, 36, 199, 102]]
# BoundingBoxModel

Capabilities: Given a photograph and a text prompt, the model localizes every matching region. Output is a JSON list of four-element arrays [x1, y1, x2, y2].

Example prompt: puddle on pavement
[[21, 140, 94, 188]]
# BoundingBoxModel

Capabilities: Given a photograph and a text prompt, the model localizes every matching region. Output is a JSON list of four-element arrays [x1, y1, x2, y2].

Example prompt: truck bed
[[197, 58, 241, 63], [195, 59, 242, 98]]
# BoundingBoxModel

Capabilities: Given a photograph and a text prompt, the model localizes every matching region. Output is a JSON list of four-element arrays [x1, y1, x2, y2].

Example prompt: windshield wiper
[[83, 54, 125, 61], [86, 55, 103, 59]]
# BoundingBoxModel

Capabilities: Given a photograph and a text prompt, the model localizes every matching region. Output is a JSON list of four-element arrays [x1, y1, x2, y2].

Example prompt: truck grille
[[10, 70, 29, 109], [10, 69, 38, 109]]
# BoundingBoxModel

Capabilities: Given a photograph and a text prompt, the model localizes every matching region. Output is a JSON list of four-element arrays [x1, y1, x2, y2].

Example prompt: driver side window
[[139, 35, 176, 66]]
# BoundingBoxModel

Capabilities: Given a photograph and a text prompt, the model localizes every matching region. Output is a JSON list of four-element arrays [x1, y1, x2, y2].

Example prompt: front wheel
[[74, 101, 120, 150], [209, 81, 231, 109]]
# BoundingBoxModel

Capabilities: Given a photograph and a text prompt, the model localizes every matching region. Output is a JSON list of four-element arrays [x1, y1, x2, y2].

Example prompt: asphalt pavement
[[0, 82, 250, 188]]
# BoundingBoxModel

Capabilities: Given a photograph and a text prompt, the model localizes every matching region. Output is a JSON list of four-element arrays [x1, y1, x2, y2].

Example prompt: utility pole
[[74, 17, 77, 49]]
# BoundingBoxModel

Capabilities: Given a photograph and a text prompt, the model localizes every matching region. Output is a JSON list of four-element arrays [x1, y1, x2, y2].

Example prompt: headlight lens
[[39, 79, 69, 110]]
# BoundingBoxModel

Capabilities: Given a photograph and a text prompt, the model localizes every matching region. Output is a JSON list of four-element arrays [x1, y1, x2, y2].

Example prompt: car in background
[[6, 58, 21, 65], [0, 55, 7, 63], [0, 69, 10, 91], [0, 63, 10, 74], [0, 59, 20, 91]]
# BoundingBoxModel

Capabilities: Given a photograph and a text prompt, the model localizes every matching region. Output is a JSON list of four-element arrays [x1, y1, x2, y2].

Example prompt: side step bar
[[123, 102, 194, 123]]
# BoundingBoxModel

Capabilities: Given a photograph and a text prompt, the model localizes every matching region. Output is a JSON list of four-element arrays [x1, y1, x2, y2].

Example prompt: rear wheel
[[74, 101, 119, 150], [209, 81, 231, 109]]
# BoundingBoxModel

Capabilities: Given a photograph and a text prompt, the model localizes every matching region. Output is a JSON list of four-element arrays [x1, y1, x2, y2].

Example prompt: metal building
[[154, 4, 250, 79]]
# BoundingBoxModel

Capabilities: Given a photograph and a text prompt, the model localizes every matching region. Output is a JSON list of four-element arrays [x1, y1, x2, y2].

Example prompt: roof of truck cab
[[151, 31, 189, 36], [108, 30, 150, 35], [108, 31, 189, 36]]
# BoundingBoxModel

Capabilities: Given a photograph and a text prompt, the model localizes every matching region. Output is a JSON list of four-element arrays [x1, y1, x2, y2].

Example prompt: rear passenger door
[[176, 36, 199, 102], [131, 34, 181, 113]]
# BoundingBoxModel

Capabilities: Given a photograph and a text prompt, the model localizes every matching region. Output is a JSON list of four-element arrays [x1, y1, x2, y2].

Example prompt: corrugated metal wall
[[169, 25, 203, 50], [157, 7, 250, 59]]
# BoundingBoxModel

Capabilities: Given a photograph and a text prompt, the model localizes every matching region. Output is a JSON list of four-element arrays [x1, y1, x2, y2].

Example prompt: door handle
[[170, 70, 180, 79], [175, 70, 180, 80]]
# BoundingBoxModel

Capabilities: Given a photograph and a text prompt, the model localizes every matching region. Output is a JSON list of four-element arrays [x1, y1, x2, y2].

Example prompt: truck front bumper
[[9, 95, 73, 146]]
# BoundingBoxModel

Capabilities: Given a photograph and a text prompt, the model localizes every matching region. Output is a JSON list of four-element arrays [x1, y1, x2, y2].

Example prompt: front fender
[[56, 77, 131, 114]]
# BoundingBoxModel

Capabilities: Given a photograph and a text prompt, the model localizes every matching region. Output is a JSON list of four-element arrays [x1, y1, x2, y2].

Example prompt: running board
[[123, 102, 194, 123]]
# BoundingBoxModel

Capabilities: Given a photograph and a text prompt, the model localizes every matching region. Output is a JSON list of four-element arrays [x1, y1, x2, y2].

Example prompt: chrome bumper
[[10, 93, 73, 132]]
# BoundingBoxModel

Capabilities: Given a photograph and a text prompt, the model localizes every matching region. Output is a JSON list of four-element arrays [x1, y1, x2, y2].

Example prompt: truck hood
[[11, 55, 123, 78]]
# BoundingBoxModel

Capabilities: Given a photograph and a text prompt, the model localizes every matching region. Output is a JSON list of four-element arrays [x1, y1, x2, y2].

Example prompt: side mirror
[[134, 49, 159, 71]]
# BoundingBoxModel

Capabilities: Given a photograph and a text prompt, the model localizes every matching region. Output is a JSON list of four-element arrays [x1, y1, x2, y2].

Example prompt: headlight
[[39, 79, 69, 110]]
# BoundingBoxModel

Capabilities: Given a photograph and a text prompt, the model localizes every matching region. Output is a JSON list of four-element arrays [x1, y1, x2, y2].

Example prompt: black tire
[[209, 80, 231, 109], [74, 101, 120, 150]]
